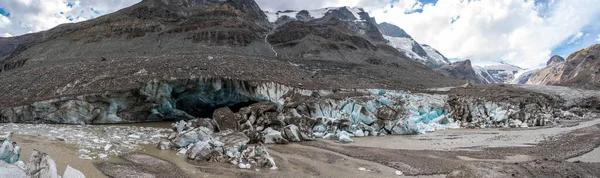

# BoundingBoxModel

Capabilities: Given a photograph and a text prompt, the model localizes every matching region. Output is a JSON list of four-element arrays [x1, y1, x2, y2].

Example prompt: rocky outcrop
[[436, 60, 488, 84], [528, 44, 600, 88]]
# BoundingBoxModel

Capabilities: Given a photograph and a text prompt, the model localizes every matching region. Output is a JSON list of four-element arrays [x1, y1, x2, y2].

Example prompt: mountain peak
[[547, 55, 565, 66], [139, 0, 268, 23], [265, 6, 367, 23]]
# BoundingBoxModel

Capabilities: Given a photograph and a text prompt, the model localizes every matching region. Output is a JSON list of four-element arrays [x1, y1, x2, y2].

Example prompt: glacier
[[0, 78, 577, 133]]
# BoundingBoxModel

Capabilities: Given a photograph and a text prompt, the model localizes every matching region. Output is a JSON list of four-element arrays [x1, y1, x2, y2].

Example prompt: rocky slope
[[378, 22, 450, 68], [0, 0, 464, 115], [528, 44, 600, 88]]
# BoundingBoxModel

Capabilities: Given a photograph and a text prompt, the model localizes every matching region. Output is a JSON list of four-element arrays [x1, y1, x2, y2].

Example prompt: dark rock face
[[266, 7, 401, 64], [547, 55, 566, 66], [436, 60, 487, 84]]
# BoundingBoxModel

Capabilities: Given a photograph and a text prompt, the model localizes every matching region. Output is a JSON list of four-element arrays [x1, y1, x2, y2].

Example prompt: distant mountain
[[263, 7, 403, 63], [528, 44, 600, 88], [436, 60, 487, 84], [377, 22, 450, 68], [480, 62, 523, 83], [435, 60, 525, 84]]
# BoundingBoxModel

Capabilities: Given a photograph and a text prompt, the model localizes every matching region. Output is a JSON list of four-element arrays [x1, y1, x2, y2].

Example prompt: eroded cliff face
[[528, 44, 600, 88], [527, 56, 567, 85]]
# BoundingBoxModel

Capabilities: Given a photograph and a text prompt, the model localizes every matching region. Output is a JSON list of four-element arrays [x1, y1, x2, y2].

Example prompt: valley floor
[[3, 116, 600, 178]]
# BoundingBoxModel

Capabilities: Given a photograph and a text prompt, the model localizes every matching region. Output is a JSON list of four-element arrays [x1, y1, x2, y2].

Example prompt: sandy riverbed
[[3, 117, 600, 177]]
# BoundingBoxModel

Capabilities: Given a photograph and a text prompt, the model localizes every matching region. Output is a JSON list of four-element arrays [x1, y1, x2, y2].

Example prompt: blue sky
[[1, 0, 599, 69]]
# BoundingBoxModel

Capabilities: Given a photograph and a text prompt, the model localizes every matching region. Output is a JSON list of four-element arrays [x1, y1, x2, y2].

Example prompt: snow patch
[[264, 7, 365, 23]]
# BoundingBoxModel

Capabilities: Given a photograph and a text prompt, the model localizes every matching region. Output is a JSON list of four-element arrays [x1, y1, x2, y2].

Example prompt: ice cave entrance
[[169, 80, 263, 119]]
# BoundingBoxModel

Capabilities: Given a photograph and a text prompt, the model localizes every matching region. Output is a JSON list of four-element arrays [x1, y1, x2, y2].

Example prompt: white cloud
[[369, 0, 600, 68], [1, 0, 599, 69], [567, 32, 584, 45], [1, 33, 12, 37], [0, 0, 140, 36], [596, 35, 600, 42], [0, 15, 10, 28]]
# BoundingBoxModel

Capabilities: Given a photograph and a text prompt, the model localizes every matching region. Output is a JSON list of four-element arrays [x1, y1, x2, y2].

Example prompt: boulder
[[281, 125, 302, 142], [213, 107, 237, 131], [191, 118, 220, 132], [262, 128, 289, 144], [213, 130, 250, 158], [186, 141, 215, 161]]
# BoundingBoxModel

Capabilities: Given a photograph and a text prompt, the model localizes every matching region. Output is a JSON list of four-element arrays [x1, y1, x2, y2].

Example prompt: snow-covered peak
[[384, 35, 449, 68], [421, 44, 450, 65], [470, 62, 525, 84], [483, 62, 522, 72], [384, 36, 424, 61], [264, 6, 366, 23]]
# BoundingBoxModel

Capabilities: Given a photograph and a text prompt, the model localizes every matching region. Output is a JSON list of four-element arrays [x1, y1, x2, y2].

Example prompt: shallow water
[[326, 118, 600, 151], [568, 146, 600, 163], [14, 135, 108, 178]]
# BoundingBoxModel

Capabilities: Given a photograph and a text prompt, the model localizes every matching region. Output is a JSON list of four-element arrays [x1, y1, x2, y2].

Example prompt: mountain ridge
[[0, 0, 464, 108]]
